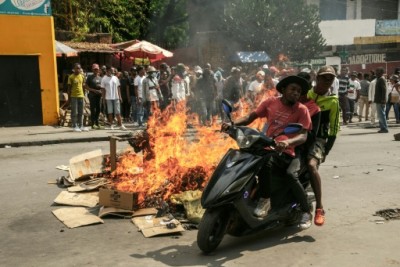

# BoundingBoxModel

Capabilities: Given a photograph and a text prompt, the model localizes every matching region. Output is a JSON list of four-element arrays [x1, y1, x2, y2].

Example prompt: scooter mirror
[[221, 99, 233, 124], [283, 123, 303, 135]]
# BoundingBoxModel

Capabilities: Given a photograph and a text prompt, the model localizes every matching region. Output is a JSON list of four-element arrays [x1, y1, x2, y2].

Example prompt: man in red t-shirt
[[223, 75, 313, 230]]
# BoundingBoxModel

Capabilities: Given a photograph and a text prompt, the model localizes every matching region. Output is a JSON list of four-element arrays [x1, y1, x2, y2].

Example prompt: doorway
[[0, 56, 42, 126]]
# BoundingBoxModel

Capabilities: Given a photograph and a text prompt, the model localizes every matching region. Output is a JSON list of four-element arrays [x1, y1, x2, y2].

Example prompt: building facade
[[307, 0, 400, 74]]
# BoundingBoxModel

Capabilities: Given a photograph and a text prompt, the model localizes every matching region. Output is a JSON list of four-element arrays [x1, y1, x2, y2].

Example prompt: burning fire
[[110, 88, 277, 207]]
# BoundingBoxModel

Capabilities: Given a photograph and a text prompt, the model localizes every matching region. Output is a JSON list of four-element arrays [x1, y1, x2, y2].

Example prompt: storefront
[[0, 0, 58, 126], [342, 52, 400, 75]]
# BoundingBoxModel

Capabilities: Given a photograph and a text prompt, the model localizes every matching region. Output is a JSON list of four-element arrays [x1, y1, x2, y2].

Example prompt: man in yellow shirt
[[67, 63, 88, 132]]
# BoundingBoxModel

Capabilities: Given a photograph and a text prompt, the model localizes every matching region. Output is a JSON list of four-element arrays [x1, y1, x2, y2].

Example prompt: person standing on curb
[[67, 63, 89, 132], [347, 71, 361, 123], [86, 63, 103, 129], [134, 66, 147, 127], [374, 67, 388, 133], [100, 66, 126, 130], [337, 67, 350, 125], [385, 75, 400, 124], [358, 73, 370, 122]]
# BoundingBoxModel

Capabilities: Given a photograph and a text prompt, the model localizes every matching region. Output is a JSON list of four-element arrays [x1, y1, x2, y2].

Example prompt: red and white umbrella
[[123, 40, 173, 62]]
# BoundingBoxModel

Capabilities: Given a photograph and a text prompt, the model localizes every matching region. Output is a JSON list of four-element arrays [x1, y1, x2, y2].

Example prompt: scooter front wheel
[[197, 208, 229, 254]]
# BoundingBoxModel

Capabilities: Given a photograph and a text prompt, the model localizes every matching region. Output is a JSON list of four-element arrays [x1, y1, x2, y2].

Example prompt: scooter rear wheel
[[197, 208, 229, 254]]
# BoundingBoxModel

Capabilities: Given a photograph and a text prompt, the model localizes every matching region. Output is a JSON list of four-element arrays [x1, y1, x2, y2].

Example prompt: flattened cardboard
[[132, 208, 158, 217], [69, 149, 105, 181], [99, 188, 137, 211], [132, 215, 185, 237], [98, 206, 134, 218], [54, 191, 99, 208], [52, 207, 104, 228]]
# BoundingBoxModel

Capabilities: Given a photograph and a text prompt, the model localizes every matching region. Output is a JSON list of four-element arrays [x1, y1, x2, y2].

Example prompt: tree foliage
[[222, 0, 326, 61], [146, 0, 189, 49], [51, 0, 189, 47]]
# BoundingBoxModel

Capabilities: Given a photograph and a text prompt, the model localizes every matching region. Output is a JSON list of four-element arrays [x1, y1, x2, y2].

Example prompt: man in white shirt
[[347, 71, 361, 123], [368, 78, 377, 125], [101, 66, 126, 130], [134, 66, 146, 127], [247, 70, 265, 108]]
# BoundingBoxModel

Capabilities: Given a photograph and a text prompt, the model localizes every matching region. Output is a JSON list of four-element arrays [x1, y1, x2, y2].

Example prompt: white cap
[[262, 64, 269, 69]]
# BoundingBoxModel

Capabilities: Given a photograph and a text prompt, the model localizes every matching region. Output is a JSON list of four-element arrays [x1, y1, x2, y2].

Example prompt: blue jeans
[[130, 96, 137, 122], [136, 100, 144, 126], [71, 97, 84, 128], [385, 102, 399, 122], [376, 103, 388, 131]]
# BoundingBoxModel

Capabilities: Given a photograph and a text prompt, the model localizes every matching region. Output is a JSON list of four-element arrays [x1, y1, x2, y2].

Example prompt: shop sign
[[348, 54, 386, 65], [0, 0, 51, 16], [376, 20, 400, 36]]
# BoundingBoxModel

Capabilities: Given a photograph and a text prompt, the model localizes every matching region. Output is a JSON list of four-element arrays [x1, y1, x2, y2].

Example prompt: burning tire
[[197, 208, 229, 254]]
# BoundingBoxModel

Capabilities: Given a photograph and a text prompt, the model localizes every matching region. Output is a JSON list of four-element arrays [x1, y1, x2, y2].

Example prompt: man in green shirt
[[306, 65, 340, 226], [67, 63, 88, 132]]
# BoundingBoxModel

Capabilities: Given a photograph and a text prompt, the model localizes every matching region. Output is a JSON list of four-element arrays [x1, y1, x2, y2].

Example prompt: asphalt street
[[1, 122, 400, 267]]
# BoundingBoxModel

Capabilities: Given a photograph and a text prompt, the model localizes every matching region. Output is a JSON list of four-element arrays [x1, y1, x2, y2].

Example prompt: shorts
[[106, 99, 121, 115], [308, 138, 326, 164]]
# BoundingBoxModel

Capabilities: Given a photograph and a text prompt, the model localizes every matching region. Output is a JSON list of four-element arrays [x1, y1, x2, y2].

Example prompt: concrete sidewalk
[[0, 124, 136, 148], [1, 118, 399, 148]]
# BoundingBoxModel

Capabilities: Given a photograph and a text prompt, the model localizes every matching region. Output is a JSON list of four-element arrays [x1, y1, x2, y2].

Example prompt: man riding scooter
[[222, 75, 313, 229]]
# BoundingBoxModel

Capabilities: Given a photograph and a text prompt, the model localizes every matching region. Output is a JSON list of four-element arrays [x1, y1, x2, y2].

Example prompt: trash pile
[[50, 149, 204, 237]]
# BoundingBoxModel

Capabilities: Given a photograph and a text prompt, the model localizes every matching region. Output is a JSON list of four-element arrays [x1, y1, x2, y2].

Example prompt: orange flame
[[110, 91, 278, 207]]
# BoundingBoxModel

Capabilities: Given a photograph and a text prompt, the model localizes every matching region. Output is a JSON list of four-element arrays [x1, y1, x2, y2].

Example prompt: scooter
[[197, 99, 314, 254]]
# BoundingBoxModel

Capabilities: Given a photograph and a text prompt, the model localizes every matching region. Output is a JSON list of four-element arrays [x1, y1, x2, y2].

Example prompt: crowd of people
[[333, 66, 400, 133], [64, 61, 400, 133]]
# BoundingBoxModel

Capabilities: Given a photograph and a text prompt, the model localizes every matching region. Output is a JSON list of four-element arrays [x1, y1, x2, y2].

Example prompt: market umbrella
[[55, 41, 78, 57], [123, 40, 173, 62]]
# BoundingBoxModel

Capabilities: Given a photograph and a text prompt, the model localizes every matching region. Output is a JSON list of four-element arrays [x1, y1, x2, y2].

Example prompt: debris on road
[[374, 208, 400, 220], [56, 165, 70, 171], [132, 215, 185, 237], [53, 191, 99, 208], [52, 207, 104, 228], [69, 149, 106, 181], [68, 178, 109, 192]]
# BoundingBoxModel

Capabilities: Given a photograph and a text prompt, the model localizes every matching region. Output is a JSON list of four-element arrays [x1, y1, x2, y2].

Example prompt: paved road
[[1, 124, 400, 267]]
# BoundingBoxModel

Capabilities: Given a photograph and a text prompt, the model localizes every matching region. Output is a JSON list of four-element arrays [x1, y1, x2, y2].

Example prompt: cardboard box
[[69, 149, 106, 181], [99, 188, 138, 211]]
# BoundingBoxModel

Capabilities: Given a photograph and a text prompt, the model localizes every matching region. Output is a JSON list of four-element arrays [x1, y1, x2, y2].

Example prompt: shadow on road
[[130, 226, 315, 266]]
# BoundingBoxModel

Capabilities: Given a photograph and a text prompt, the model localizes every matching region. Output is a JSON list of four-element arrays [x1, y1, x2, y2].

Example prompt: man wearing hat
[[223, 75, 313, 230], [306, 65, 340, 226], [143, 66, 162, 115]]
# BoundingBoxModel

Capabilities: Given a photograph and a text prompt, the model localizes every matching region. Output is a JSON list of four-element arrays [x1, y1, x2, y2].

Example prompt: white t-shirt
[[388, 83, 400, 100], [248, 80, 263, 94], [348, 79, 361, 100], [134, 75, 145, 99], [171, 75, 186, 101], [330, 77, 340, 95], [101, 75, 120, 100]]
